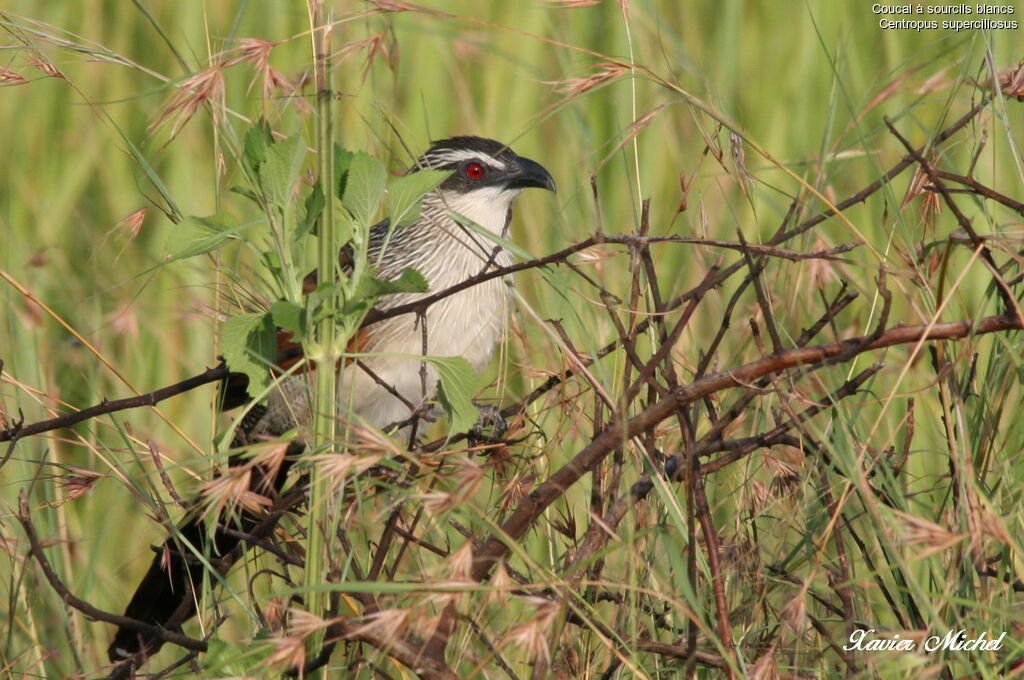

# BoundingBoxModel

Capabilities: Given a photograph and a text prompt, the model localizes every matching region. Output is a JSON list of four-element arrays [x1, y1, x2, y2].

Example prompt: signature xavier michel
[[844, 628, 1007, 652]]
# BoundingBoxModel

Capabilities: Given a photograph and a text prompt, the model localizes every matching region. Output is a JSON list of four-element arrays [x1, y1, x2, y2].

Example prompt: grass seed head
[[891, 510, 965, 559], [546, 62, 630, 97], [0, 67, 29, 85], [346, 608, 409, 649], [150, 66, 225, 137], [486, 560, 513, 605], [28, 54, 64, 79]]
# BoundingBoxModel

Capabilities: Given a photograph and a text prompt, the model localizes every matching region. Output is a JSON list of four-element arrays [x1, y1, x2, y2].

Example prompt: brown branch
[[15, 491, 208, 653], [365, 235, 855, 330], [471, 312, 1022, 582], [695, 363, 882, 474], [332, 619, 462, 680], [693, 475, 736, 679], [692, 268, 761, 381], [673, 284, 861, 476], [933, 169, 1024, 216], [0, 364, 229, 444], [777, 96, 990, 244], [977, 564, 1024, 592], [742, 244, 783, 354], [815, 463, 861, 676], [630, 639, 725, 668], [884, 115, 1020, 320], [566, 364, 880, 585], [623, 262, 722, 405], [501, 98, 961, 416]]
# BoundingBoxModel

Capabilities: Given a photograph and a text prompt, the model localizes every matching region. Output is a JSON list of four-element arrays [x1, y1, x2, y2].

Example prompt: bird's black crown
[[412, 136, 556, 194]]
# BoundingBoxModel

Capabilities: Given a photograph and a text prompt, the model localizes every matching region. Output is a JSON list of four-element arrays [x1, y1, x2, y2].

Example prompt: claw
[[470, 402, 507, 443]]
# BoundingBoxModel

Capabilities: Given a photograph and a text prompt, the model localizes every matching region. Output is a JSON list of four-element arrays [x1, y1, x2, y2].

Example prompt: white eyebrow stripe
[[423, 149, 508, 171]]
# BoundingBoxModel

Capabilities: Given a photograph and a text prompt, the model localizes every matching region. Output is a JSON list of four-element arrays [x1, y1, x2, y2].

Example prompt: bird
[[107, 136, 556, 665]]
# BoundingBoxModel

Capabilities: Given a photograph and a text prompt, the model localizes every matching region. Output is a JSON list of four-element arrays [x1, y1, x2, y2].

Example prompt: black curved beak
[[510, 156, 557, 193]]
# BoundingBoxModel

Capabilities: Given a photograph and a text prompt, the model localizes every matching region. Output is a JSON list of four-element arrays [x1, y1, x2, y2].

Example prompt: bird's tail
[[107, 516, 211, 661], [107, 439, 303, 663]]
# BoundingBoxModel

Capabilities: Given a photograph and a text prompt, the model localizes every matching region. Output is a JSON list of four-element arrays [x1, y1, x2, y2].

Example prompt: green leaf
[[450, 211, 533, 260], [295, 181, 325, 240], [109, 117, 181, 221], [334, 145, 355, 199], [242, 120, 273, 176], [388, 169, 450, 229], [344, 268, 427, 315], [270, 300, 306, 337], [331, 202, 356, 249], [387, 267, 429, 294], [166, 214, 241, 260], [341, 151, 387, 227], [262, 133, 306, 207], [260, 249, 282, 281], [429, 356, 481, 436], [229, 185, 261, 206], [221, 312, 277, 398], [351, 267, 428, 302], [307, 281, 345, 324]]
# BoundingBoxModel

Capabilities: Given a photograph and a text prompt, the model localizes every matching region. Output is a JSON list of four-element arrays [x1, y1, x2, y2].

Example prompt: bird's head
[[411, 136, 556, 235]]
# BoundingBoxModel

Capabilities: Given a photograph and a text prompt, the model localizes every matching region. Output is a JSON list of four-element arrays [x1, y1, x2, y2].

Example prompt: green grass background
[[2, 1, 1024, 678]]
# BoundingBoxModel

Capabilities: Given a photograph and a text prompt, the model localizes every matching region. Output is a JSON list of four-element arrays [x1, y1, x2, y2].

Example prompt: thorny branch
[[469, 313, 1024, 578]]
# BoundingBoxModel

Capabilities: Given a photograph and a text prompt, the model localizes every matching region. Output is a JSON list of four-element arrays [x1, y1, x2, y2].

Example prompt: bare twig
[[693, 475, 736, 679], [0, 364, 229, 445], [15, 491, 208, 653], [884, 115, 1021, 322], [472, 313, 1022, 581]]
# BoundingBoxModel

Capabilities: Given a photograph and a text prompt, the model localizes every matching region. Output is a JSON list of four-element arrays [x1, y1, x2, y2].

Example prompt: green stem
[[306, 0, 336, 670]]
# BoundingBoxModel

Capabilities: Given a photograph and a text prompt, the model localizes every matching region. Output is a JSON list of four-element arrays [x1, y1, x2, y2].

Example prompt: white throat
[[439, 186, 522, 236]]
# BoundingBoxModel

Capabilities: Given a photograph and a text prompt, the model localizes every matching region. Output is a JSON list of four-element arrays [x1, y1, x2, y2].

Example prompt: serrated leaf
[[334, 145, 355, 199], [295, 181, 325, 240], [388, 169, 450, 229], [352, 267, 428, 301], [221, 312, 277, 398], [260, 249, 283, 282], [167, 214, 241, 260], [342, 152, 387, 227], [429, 356, 481, 436], [270, 300, 306, 336], [243, 120, 273, 176], [388, 267, 429, 293], [344, 267, 426, 315], [262, 133, 306, 207], [307, 281, 345, 324], [330, 202, 356, 248]]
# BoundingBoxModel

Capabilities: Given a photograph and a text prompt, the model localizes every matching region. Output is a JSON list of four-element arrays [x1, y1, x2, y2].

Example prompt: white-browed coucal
[[108, 136, 556, 664]]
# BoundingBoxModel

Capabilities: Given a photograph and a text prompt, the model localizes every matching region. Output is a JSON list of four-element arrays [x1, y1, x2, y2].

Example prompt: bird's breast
[[367, 243, 513, 369]]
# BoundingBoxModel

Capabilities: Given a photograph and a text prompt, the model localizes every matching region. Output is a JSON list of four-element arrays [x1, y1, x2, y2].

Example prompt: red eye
[[465, 163, 485, 180]]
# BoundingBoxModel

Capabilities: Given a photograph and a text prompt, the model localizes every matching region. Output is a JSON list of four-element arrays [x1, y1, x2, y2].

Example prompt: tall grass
[[2, 1, 1023, 678]]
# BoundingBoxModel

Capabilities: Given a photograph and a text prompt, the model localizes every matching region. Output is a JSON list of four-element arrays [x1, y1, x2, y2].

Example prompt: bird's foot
[[470, 402, 507, 443]]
